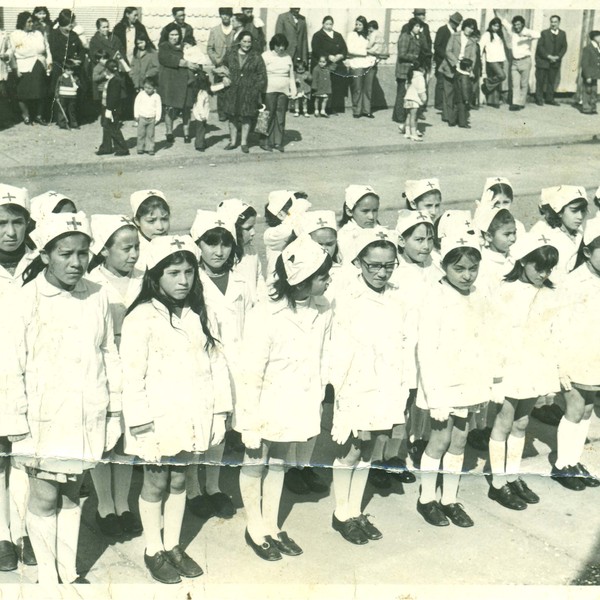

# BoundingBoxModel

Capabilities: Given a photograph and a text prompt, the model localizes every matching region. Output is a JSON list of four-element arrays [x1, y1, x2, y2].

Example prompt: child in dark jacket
[[97, 59, 129, 156]]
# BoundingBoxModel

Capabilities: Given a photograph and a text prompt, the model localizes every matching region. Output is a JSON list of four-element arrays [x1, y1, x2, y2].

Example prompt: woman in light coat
[[346, 16, 376, 119], [13, 211, 121, 585]]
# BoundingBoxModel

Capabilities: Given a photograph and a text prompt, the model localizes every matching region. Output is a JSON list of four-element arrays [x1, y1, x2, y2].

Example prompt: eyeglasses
[[360, 259, 398, 273]]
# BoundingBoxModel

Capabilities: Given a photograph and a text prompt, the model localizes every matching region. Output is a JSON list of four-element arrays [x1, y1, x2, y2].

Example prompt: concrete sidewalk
[[1, 100, 598, 178]]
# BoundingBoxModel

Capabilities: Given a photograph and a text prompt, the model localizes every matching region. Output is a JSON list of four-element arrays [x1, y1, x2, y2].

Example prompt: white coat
[[120, 300, 232, 458], [331, 272, 416, 431], [556, 264, 600, 387], [336, 220, 362, 265], [263, 221, 293, 282], [389, 254, 439, 306], [0, 248, 37, 294], [495, 280, 562, 399], [476, 247, 515, 294], [529, 220, 582, 285], [417, 280, 496, 411], [13, 275, 121, 474], [235, 296, 332, 443], [233, 250, 267, 304], [135, 235, 152, 271]]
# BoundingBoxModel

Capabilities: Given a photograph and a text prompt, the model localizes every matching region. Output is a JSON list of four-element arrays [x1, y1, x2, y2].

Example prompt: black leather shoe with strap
[[245, 529, 282, 561], [331, 514, 368, 545]]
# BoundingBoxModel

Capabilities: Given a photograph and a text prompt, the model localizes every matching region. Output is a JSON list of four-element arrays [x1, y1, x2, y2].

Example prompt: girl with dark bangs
[[121, 235, 231, 584], [185, 210, 253, 522], [236, 237, 332, 561], [488, 233, 564, 512]]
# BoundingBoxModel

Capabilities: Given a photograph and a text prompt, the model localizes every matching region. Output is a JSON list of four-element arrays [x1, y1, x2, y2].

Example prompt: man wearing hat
[[581, 30, 600, 115], [433, 13, 462, 111], [275, 8, 308, 65], [207, 8, 235, 121], [242, 7, 265, 52]]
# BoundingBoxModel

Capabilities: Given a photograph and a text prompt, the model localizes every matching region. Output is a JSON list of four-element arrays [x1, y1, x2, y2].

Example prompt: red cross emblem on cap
[[215, 220, 225, 227], [66, 216, 82, 230], [171, 238, 186, 249], [376, 232, 388, 240], [48, 191, 59, 197], [426, 181, 436, 189], [416, 212, 429, 221], [456, 238, 468, 245], [538, 235, 550, 244], [2, 192, 16, 202], [316, 218, 328, 227]]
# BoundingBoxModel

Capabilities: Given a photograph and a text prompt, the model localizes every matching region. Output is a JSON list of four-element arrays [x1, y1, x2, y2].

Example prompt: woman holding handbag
[[260, 33, 297, 152]]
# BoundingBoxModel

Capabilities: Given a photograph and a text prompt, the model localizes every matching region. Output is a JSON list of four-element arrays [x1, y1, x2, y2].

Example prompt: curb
[[4, 132, 597, 179]]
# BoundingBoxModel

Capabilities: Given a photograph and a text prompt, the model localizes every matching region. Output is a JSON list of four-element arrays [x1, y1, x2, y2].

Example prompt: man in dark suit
[[535, 15, 567, 106], [433, 12, 462, 110], [275, 8, 308, 65], [159, 7, 195, 44]]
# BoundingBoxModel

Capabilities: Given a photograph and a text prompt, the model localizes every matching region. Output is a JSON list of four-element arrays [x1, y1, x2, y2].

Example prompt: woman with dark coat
[[89, 18, 126, 65], [158, 23, 199, 145], [221, 31, 267, 153], [310, 15, 348, 114], [112, 7, 154, 65]]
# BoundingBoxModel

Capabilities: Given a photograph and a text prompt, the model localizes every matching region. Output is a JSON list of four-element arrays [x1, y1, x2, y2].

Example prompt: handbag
[[255, 103, 270, 136]]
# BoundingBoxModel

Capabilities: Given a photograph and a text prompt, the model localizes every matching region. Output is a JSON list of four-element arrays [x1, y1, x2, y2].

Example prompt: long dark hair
[[196, 228, 238, 272], [233, 205, 257, 260], [32, 7, 51, 26], [539, 198, 588, 229], [126, 251, 217, 350], [487, 17, 504, 42], [355, 16, 368, 38], [16, 12, 33, 31], [270, 253, 333, 309], [504, 245, 559, 288]]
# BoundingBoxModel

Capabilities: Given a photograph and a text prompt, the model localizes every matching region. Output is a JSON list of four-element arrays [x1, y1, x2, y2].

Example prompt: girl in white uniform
[[416, 234, 496, 528], [88, 215, 144, 538], [0, 184, 37, 569], [476, 177, 526, 237], [552, 218, 600, 490], [14, 211, 121, 585], [185, 210, 252, 520], [336, 184, 380, 263], [488, 232, 562, 511], [331, 228, 415, 544], [263, 190, 312, 280], [28, 190, 77, 247], [217, 198, 267, 304], [403, 178, 443, 222], [120, 235, 231, 585], [129, 189, 171, 270], [236, 237, 332, 561]]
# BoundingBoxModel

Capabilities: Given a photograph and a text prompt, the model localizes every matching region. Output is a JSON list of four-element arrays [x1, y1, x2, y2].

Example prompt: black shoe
[[354, 514, 382, 540], [532, 405, 563, 427], [274, 145, 284, 153], [166, 134, 174, 144], [488, 483, 527, 510], [269, 531, 303, 556], [535, 100, 544, 106], [385, 457, 416, 484], [363, 113, 375, 119], [301, 468, 329, 494], [165, 545, 203, 578], [331, 513, 368, 545], [184, 135, 191, 144], [15, 536, 36, 566], [509, 104, 520, 111], [223, 143, 238, 151], [576, 463, 600, 487], [144, 550, 181, 584], [208, 492, 236, 519], [71, 576, 90, 583], [467, 427, 491, 452], [96, 512, 123, 537], [508, 478, 539, 504], [187, 495, 215, 519], [34, 116, 48, 126], [546, 100, 560, 106], [118, 511, 143, 535], [95, 149, 113, 156], [244, 529, 282, 561], [0, 540, 17, 571], [196, 147, 205, 152], [551, 465, 586, 491], [440, 502, 474, 528], [285, 468, 310, 495], [369, 464, 391, 489], [260, 144, 273, 152], [416, 500, 449, 527], [241, 144, 249, 153], [114, 150, 130, 156], [353, 114, 361, 119]]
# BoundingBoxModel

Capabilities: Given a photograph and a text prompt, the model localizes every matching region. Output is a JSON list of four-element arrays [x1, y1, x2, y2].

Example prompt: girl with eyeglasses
[[330, 227, 416, 545]]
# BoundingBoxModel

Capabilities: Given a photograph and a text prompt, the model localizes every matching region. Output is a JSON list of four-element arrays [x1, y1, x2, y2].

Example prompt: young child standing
[[337, 184, 380, 263], [97, 59, 129, 156], [129, 189, 171, 269], [121, 234, 231, 584], [552, 218, 600, 490], [488, 232, 562, 511], [55, 59, 80, 130], [15, 212, 121, 584], [330, 227, 415, 543], [403, 66, 427, 141], [293, 58, 311, 117], [92, 51, 110, 119], [311, 56, 331, 117], [191, 68, 229, 152], [236, 237, 332, 560], [134, 77, 162, 155], [88, 215, 144, 539]]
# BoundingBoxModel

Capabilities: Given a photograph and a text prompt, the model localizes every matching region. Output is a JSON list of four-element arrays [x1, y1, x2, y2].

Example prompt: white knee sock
[[261, 461, 284, 536], [90, 462, 115, 518], [556, 417, 580, 469], [332, 458, 352, 521], [441, 452, 464, 505], [113, 464, 133, 516], [347, 461, 370, 518], [205, 443, 225, 496], [419, 453, 440, 503], [505, 435, 525, 483], [574, 418, 592, 466], [138, 497, 164, 556], [0, 471, 11, 541], [162, 491, 186, 551], [56, 505, 81, 584], [26, 510, 58, 584], [9, 467, 29, 541], [488, 438, 507, 489], [239, 465, 264, 541]]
